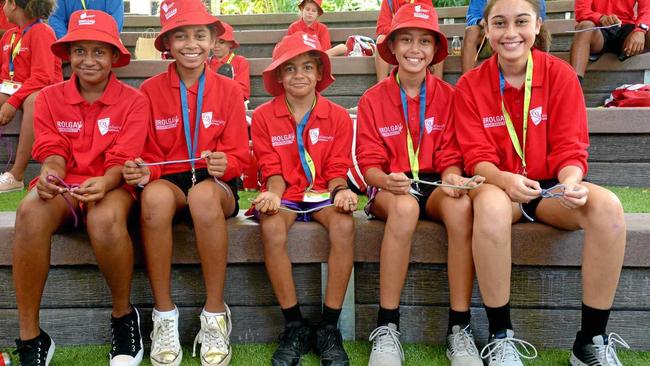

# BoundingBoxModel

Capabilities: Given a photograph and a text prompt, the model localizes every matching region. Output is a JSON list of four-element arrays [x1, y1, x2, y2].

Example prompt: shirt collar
[[489, 48, 544, 92], [301, 18, 317, 30], [273, 92, 329, 120], [168, 61, 212, 95], [63, 72, 122, 105], [387, 68, 435, 106]]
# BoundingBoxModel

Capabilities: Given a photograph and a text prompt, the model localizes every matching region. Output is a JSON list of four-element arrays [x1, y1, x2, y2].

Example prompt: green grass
[[1, 187, 646, 213], [3, 343, 649, 365]]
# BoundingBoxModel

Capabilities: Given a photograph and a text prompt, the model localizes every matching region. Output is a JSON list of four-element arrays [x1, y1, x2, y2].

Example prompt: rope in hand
[[248, 198, 335, 214], [410, 175, 484, 190], [46, 174, 80, 227], [520, 183, 565, 222], [136, 157, 232, 197], [564, 23, 620, 33]]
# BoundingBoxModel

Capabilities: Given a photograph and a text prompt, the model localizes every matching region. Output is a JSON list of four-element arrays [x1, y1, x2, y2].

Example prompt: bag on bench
[[604, 84, 650, 107]]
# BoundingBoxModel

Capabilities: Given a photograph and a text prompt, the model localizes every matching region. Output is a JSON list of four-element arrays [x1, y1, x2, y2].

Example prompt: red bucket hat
[[298, 0, 323, 15], [377, 3, 448, 66], [218, 22, 239, 49], [51, 10, 131, 67], [155, 0, 225, 52], [262, 32, 334, 97]]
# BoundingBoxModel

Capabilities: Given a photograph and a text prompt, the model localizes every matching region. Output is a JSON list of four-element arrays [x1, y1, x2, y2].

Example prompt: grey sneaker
[[446, 325, 482, 366], [150, 308, 182, 366], [480, 330, 537, 366], [368, 323, 403, 366], [570, 333, 630, 366], [0, 172, 23, 193], [192, 305, 233, 366]]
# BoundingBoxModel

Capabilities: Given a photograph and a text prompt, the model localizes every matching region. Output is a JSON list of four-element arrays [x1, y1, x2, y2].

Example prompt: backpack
[[604, 84, 650, 107]]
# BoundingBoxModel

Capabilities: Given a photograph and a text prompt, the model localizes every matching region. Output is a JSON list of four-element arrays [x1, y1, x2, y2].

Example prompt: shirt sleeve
[[322, 107, 352, 183], [103, 92, 150, 171], [32, 90, 71, 162], [108, 0, 125, 32], [251, 109, 283, 183], [319, 23, 332, 50], [355, 94, 389, 175], [287, 21, 299, 35], [375, 0, 392, 37], [453, 79, 500, 176], [48, 1, 68, 39], [466, 0, 486, 26], [636, 0, 650, 28], [574, 0, 602, 25], [215, 84, 249, 181], [7, 26, 60, 109], [235, 56, 250, 100]]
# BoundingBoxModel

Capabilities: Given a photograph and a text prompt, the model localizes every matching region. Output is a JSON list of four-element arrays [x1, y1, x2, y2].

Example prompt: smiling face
[[389, 27, 437, 77], [276, 52, 322, 99], [69, 40, 118, 87], [300, 2, 320, 25], [485, 0, 541, 66], [212, 38, 233, 59], [164, 25, 214, 71]]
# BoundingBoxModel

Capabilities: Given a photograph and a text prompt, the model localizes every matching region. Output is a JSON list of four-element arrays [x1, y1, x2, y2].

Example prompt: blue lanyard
[[397, 74, 426, 180], [179, 71, 206, 184], [8, 19, 41, 80], [292, 97, 317, 188]]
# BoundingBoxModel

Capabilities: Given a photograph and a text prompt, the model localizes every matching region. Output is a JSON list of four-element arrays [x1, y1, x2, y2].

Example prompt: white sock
[[154, 306, 179, 319]]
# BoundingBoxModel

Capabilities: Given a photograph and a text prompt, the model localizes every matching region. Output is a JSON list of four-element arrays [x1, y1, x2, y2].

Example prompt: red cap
[[377, 3, 448, 66], [51, 10, 130, 67], [298, 0, 323, 15], [155, 0, 225, 52], [262, 32, 334, 97], [218, 22, 239, 49]]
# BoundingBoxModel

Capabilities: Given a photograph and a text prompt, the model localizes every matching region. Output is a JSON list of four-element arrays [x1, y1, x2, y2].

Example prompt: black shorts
[[590, 23, 635, 60], [518, 178, 560, 223], [407, 172, 441, 219], [160, 168, 240, 218]]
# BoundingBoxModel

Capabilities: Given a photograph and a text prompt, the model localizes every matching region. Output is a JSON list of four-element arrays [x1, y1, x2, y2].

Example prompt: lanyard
[[179, 71, 206, 185], [81, 0, 87, 10], [8, 19, 41, 81], [499, 51, 533, 176], [396, 73, 426, 181], [287, 96, 317, 190], [225, 53, 235, 64]]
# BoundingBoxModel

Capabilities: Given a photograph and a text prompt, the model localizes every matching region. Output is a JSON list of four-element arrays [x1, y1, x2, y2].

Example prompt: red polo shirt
[[356, 69, 462, 177], [251, 93, 353, 202], [140, 62, 249, 182], [208, 52, 251, 100], [287, 19, 332, 50], [376, 0, 434, 36], [575, 0, 650, 27], [31, 73, 149, 185], [454, 49, 589, 180], [0, 21, 62, 109]]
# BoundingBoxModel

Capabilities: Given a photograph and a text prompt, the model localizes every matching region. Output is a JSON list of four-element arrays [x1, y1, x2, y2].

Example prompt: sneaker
[[110, 306, 144, 366], [14, 329, 55, 366], [192, 305, 233, 366], [315, 324, 349, 366], [150, 308, 183, 366], [570, 333, 630, 366], [0, 172, 23, 193], [271, 321, 312, 366], [446, 325, 482, 366], [480, 330, 537, 366], [368, 323, 403, 366]]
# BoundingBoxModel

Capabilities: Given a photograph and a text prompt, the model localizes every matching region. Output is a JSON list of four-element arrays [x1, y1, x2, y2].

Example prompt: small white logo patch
[[425, 117, 434, 134], [530, 106, 543, 126], [98, 118, 110, 136], [202, 112, 213, 128], [309, 128, 319, 145]]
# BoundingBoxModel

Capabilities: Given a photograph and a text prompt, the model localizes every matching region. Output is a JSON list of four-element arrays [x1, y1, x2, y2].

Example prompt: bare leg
[[375, 35, 391, 82], [326, 44, 349, 57], [259, 210, 298, 308], [570, 21, 605, 77], [461, 26, 483, 75]]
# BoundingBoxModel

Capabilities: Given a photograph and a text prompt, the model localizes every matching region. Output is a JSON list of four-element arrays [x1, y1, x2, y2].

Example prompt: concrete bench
[[122, 1, 575, 31], [0, 211, 648, 349]]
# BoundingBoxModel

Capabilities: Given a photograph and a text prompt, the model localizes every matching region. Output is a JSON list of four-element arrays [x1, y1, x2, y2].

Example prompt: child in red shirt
[[250, 31, 356, 366], [287, 0, 348, 57], [454, 0, 628, 365], [0, 0, 62, 193], [356, 4, 484, 366], [208, 22, 250, 103], [122, 0, 249, 365], [13, 10, 148, 366]]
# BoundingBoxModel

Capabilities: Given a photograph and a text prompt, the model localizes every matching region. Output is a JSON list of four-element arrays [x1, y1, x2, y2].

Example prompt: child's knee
[[391, 196, 420, 221]]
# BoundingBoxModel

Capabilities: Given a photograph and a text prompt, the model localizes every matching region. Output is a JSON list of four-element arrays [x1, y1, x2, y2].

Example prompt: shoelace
[[278, 325, 310, 353], [410, 175, 484, 191], [597, 333, 630, 365], [192, 313, 232, 357], [111, 315, 138, 356], [151, 317, 179, 354], [369, 326, 404, 361], [137, 157, 232, 197], [520, 183, 566, 222], [317, 327, 344, 354], [14, 338, 46, 366], [46, 175, 80, 227], [449, 325, 479, 357], [480, 336, 538, 363]]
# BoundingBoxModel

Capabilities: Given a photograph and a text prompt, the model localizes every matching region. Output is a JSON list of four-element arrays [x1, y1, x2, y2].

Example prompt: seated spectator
[[48, 0, 124, 39], [287, 0, 348, 57], [208, 22, 250, 103], [0, 10, 16, 38], [571, 0, 650, 83]]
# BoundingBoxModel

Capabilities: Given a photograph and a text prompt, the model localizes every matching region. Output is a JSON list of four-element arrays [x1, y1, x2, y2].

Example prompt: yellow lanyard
[[225, 53, 235, 64], [286, 97, 318, 190], [8, 33, 20, 80], [81, 0, 87, 10], [499, 51, 533, 176], [396, 74, 426, 181]]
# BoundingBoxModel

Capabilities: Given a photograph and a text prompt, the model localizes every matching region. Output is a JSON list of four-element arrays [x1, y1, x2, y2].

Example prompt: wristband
[[330, 185, 348, 202]]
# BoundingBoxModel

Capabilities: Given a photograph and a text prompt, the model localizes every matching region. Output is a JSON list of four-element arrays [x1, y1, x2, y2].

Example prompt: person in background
[[287, 0, 348, 57], [48, 0, 124, 39], [208, 22, 250, 103]]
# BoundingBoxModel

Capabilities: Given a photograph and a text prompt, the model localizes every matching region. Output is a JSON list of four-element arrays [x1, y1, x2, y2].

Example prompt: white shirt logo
[[272, 133, 295, 147], [425, 117, 434, 134], [202, 112, 213, 128], [530, 106, 543, 126], [155, 116, 179, 130], [98, 118, 110, 135], [482, 115, 506, 128], [309, 128, 319, 145], [56, 121, 83, 133], [378, 124, 403, 137], [78, 12, 96, 25]]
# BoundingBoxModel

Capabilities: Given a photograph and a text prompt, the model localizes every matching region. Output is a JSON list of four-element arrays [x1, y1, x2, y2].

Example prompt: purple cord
[[46, 174, 80, 227]]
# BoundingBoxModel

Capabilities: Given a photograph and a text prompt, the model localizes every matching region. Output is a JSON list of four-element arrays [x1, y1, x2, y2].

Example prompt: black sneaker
[[14, 329, 55, 366], [315, 324, 349, 366], [271, 321, 313, 366], [570, 333, 630, 366], [109, 306, 144, 366]]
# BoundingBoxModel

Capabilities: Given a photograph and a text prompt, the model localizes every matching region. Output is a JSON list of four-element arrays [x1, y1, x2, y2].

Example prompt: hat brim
[[262, 46, 334, 97], [154, 12, 225, 52], [377, 22, 448, 66], [51, 28, 131, 68]]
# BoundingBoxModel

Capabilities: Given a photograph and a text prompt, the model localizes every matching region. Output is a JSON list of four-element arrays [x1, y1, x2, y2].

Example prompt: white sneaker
[[0, 172, 23, 193], [446, 325, 482, 366], [368, 323, 404, 366], [150, 308, 183, 366], [192, 305, 232, 366], [480, 330, 537, 366], [570, 333, 630, 366]]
